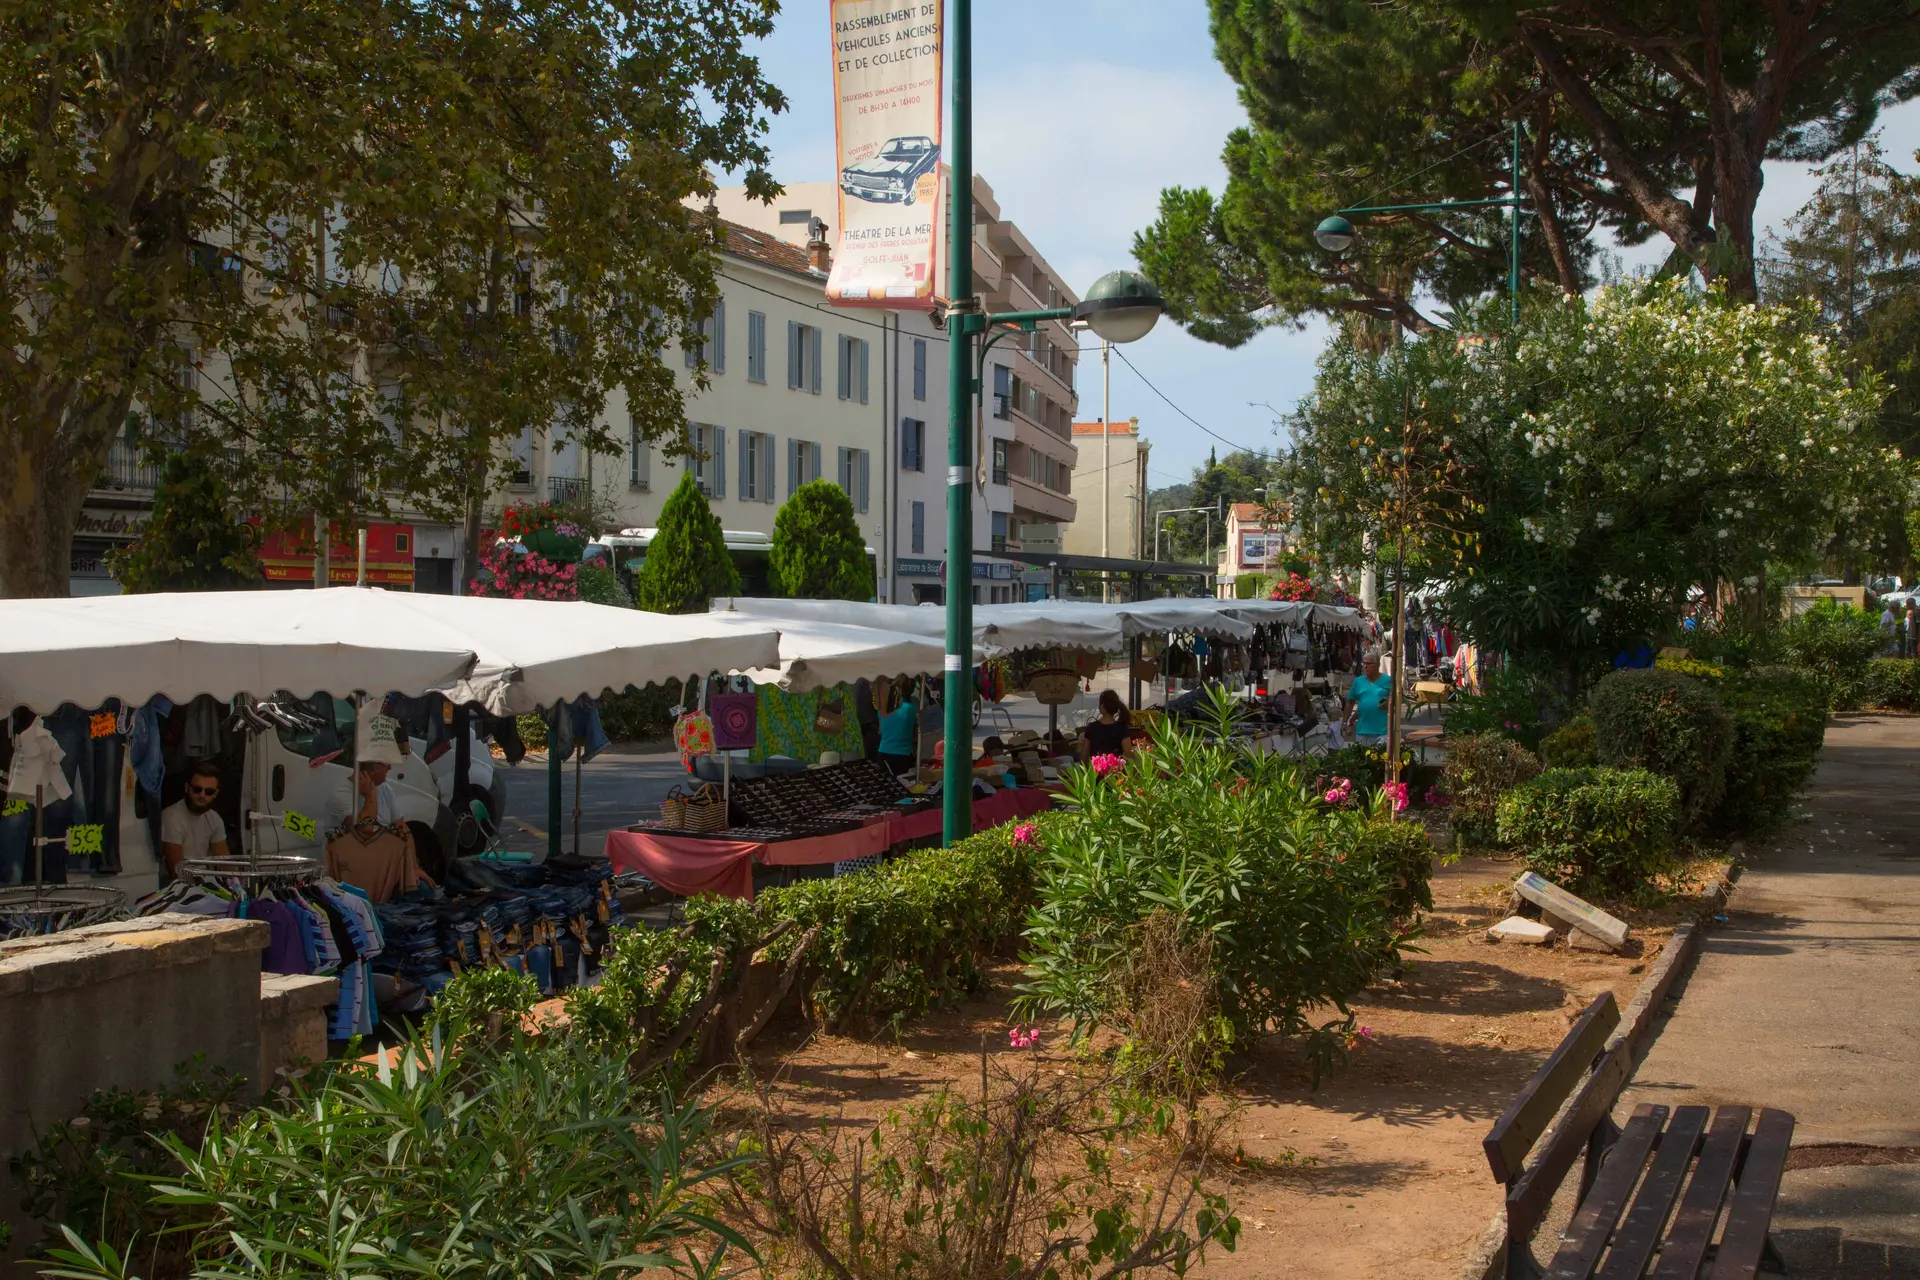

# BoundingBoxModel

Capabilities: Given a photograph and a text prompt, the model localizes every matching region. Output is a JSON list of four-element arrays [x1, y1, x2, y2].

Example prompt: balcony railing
[[95, 440, 160, 492], [548, 476, 589, 505]]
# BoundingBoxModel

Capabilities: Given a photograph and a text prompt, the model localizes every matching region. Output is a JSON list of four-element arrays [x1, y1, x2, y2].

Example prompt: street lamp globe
[[1314, 215, 1356, 253], [1074, 270, 1165, 344]]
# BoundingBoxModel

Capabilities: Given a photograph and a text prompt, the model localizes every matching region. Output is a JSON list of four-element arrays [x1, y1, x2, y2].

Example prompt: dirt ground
[[725, 853, 1727, 1280]]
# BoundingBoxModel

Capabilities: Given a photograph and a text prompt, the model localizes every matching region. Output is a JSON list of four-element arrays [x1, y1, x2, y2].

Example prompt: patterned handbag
[[673, 711, 715, 768], [814, 697, 847, 735]]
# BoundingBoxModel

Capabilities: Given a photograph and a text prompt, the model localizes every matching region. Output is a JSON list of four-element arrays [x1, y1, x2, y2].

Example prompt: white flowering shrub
[[1289, 281, 1895, 677]]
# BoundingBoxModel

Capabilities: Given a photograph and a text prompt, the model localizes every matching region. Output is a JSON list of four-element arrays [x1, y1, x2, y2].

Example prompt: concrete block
[[1488, 916, 1559, 944], [259, 975, 337, 1084], [1514, 871, 1631, 949]]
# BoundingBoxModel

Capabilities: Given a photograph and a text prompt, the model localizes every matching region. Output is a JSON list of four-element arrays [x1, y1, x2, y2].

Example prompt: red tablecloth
[[604, 820, 888, 900], [881, 787, 1053, 845], [604, 789, 1052, 899]]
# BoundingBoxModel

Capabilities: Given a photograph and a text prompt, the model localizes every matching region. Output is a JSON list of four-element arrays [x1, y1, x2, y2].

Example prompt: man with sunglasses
[[160, 763, 230, 875]]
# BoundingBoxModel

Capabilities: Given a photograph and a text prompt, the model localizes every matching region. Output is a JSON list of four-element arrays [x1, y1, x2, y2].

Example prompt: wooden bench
[[1482, 992, 1796, 1279]]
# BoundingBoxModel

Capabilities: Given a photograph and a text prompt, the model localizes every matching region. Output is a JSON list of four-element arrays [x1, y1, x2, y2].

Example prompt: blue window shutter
[[858, 448, 870, 513], [858, 340, 870, 405], [911, 500, 924, 553], [714, 298, 726, 373], [809, 328, 822, 394], [713, 426, 726, 497], [810, 441, 822, 481], [760, 433, 776, 501], [788, 321, 801, 388], [738, 430, 751, 500], [913, 339, 926, 401], [788, 438, 800, 496]]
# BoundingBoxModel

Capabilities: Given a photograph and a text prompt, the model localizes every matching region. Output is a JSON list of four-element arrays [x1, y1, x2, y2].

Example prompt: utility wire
[[1350, 130, 1513, 210], [1110, 346, 1269, 456]]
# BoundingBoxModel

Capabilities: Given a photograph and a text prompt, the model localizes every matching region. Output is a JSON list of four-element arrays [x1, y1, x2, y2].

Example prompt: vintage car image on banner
[[828, 0, 942, 308]]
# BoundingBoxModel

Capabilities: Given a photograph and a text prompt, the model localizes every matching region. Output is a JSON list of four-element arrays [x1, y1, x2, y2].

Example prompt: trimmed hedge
[[1864, 658, 1920, 711], [1711, 667, 1826, 835], [1539, 715, 1597, 768], [1496, 767, 1680, 894], [1444, 734, 1543, 848], [1589, 668, 1733, 831]]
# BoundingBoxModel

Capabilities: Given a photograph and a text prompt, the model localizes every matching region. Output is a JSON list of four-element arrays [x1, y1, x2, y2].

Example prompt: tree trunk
[[1, 391, 134, 598]]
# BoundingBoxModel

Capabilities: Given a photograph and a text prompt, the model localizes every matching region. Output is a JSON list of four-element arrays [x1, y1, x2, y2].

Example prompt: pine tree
[[770, 480, 873, 600], [632, 473, 739, 613], [106, 452, 261, 592]]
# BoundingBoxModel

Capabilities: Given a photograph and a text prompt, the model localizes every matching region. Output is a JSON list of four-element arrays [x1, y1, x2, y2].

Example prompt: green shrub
[[1779, 598, 1887, 709], [1589, 668, 1733, 830], [1864, 658, 1920, 711], [633, 472, 741, 613], [1540, 715, 1598, 768], [1443, 666, 1548, 749], [1496, 767, 1680, 894], [1443, 733, 1543, 848], [1017, 717, 1426, 1061], [576, 560, 632, 607], [769, 479, 873, 600], [1354, 819, 1436, 921], [755, 817, 1040, 1028], [1712, 667, 1827, 835], [1315, 742, 1410, 790]]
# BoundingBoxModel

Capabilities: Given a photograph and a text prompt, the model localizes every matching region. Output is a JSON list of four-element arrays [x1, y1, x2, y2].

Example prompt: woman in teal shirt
[[877, 698, 918, 775], [1345, 651, 1392, 746]]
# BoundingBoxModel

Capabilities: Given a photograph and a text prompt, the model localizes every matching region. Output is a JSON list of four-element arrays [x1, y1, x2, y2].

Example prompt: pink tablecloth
[[605, 790, 1054, 900], [881, 787, 1053, 845], [605, 819, 890, 900]]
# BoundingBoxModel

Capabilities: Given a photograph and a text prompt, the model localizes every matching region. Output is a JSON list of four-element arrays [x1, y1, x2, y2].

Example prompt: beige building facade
[[1060, 419, 1149, 563]]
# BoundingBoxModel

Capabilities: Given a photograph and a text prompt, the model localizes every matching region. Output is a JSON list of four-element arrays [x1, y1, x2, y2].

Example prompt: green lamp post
[[940, 0, 1166, 845], [1316, 120, 1528, 324]]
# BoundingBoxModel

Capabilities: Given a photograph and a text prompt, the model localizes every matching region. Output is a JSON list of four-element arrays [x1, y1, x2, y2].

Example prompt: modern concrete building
[[1060, 418, 1149, 564]]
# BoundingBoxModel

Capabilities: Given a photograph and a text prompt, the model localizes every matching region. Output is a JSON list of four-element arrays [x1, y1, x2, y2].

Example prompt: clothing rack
[[0, 785, 131, 940], [179, 852, 323, 886]]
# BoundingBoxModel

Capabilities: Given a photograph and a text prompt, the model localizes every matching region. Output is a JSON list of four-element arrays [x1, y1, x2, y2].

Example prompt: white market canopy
[[0, 588, 783, 716], [708, 596, 1373, 654], [706, 613, 987, 694]]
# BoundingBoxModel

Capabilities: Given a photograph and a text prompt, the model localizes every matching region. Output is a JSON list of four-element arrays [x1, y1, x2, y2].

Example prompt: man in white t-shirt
[[160, 763, 229, 874], [325, 710, 406, 835]]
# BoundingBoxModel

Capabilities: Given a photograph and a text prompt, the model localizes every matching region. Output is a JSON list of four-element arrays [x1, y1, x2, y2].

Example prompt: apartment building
[[1060, 418, 1150, 563], [502, 220, 902, 595], [712, 174, 1082, 604]]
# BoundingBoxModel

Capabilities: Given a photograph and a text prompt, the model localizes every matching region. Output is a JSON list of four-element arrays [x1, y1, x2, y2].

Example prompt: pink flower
[[1323, 775, 1354, 806], [1358, 1025, 1375, 1041], [1011, 821, 1038, 846], [1008, 1027, 1040, 1049], [1091, 753, 1125, 776], [1384, 781, 1409, 812]]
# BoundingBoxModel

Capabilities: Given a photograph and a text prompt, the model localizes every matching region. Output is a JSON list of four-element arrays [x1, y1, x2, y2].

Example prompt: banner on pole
[[827, 0, 942, 308]]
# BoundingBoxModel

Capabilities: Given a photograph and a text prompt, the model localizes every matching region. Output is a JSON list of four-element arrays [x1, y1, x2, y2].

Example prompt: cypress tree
[[632, 473, 739, 613], [770, 479, 872, 600]]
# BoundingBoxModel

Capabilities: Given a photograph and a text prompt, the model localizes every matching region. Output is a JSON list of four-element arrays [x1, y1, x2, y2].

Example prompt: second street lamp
[[941, 0, 1165, 846], [1316, 120, 1528, 324]]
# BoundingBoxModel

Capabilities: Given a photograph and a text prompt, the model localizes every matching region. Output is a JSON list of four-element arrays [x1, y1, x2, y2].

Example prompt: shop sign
[[895, 557, 942, 577], [74, 508, 151, 540]]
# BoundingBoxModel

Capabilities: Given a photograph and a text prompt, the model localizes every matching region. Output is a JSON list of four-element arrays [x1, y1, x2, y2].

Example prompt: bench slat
[[1544, 1104, 1668, 1280], [1486, 993, 1622, 1184], [1598, 1106, 1709, 1280], [1508, 1038, 1635, 1244], [1648, 1107, 1750, 1280], [1707, 1108, 1795, 1280]]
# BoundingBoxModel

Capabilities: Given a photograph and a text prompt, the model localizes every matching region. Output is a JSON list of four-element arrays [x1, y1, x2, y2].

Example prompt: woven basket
[[683, 783, 729, 832], [1026, 667, 1081, 706], [660, 785, 691, 829]]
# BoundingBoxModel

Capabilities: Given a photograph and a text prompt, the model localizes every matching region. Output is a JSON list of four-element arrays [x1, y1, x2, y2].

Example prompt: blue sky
[[738, 1, 1920, 490]]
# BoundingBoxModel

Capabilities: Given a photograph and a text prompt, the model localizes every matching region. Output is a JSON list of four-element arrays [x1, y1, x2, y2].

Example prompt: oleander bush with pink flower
[[1018, 687, 1431, 1078]]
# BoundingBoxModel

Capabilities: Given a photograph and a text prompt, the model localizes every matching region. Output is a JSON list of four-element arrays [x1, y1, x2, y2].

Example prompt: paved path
[[1621, 714, 1920, 1275]]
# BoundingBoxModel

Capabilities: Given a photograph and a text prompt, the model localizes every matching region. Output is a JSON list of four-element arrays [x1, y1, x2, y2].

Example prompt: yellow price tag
[[1, 798, 27, 818], [67, 824, 104, 856], [283, 810, 318, 840]]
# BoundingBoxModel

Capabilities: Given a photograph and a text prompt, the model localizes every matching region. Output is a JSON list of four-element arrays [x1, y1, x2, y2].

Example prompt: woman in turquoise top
[[877, 698, 918, 775], [1345, 651, 1393, 745]]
